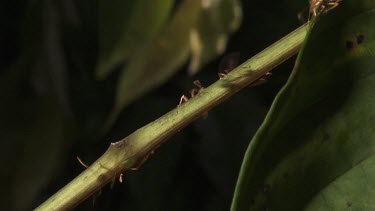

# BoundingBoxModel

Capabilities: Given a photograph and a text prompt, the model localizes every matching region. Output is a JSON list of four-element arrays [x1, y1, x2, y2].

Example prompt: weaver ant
[[177, 80, 205, 107], [309, 0, 340, 19]]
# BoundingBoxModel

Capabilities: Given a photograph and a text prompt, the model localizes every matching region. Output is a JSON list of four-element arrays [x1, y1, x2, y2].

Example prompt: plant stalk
[[35, 23, 308, 211]]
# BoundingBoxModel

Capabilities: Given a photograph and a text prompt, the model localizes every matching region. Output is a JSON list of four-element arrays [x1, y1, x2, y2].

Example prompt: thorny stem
[[35, 23, 308, 211]]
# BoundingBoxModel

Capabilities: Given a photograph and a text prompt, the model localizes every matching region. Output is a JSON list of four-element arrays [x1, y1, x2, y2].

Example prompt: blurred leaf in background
[[188, 0, 242, 75], [103, 0, 203, 131], [101, 0, 243, 131], [96, 0, 175, 79]]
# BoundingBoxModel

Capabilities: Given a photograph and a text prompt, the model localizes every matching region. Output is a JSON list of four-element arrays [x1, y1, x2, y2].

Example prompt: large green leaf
[[96, 0, 174, 79], [232, 1, 375, 210]]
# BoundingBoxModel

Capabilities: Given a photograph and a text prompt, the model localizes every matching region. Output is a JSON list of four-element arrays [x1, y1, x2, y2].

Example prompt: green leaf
[[96, 0, 175, 79], [188, 0, 242, 74], [102, 0, 203, 130], [232, 1, 375, 210]]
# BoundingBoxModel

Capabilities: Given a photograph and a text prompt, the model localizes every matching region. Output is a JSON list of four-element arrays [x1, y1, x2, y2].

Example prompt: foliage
[[1, 0, 304, 210], [232, 0, 375, 210]]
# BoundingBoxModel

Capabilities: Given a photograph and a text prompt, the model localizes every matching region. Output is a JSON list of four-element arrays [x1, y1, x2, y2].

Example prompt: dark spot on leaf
[[283, 173, 289, 180], [300, 155, 305, 161], [263, 184, 271, 193], [346, 201, 352, 207], [323, 132, 330, 142], [250, 199, 255, 206], [356, 34, 365, 44], [346, 41, 354, 50]]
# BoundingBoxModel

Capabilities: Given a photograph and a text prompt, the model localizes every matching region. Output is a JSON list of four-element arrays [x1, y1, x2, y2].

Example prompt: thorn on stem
[[76, 156, 89, 168], [119, 174, 124, 183]]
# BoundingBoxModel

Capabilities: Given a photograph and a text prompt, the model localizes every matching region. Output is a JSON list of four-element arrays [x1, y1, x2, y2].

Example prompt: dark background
[[0, 0, 306, 210]]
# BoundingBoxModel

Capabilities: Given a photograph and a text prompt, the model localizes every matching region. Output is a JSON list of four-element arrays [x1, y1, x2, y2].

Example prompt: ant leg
[[190, 89, 198, 98], [193, 80, 202, 88], [327, 2, 339, 11], [316, 5, 325, 16], [193, 80, 204, 94]]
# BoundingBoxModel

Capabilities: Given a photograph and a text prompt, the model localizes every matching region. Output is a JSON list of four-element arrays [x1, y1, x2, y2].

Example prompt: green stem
[[35, 23, 308, 211]]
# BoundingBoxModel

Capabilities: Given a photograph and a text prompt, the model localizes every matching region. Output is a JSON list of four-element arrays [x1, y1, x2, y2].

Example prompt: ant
[[309, 0, 340, 19], [190, 80, 204, 97], [298, 0, 340, 23], [177, 80, 205, 107], [176, 80, 209, 118]]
